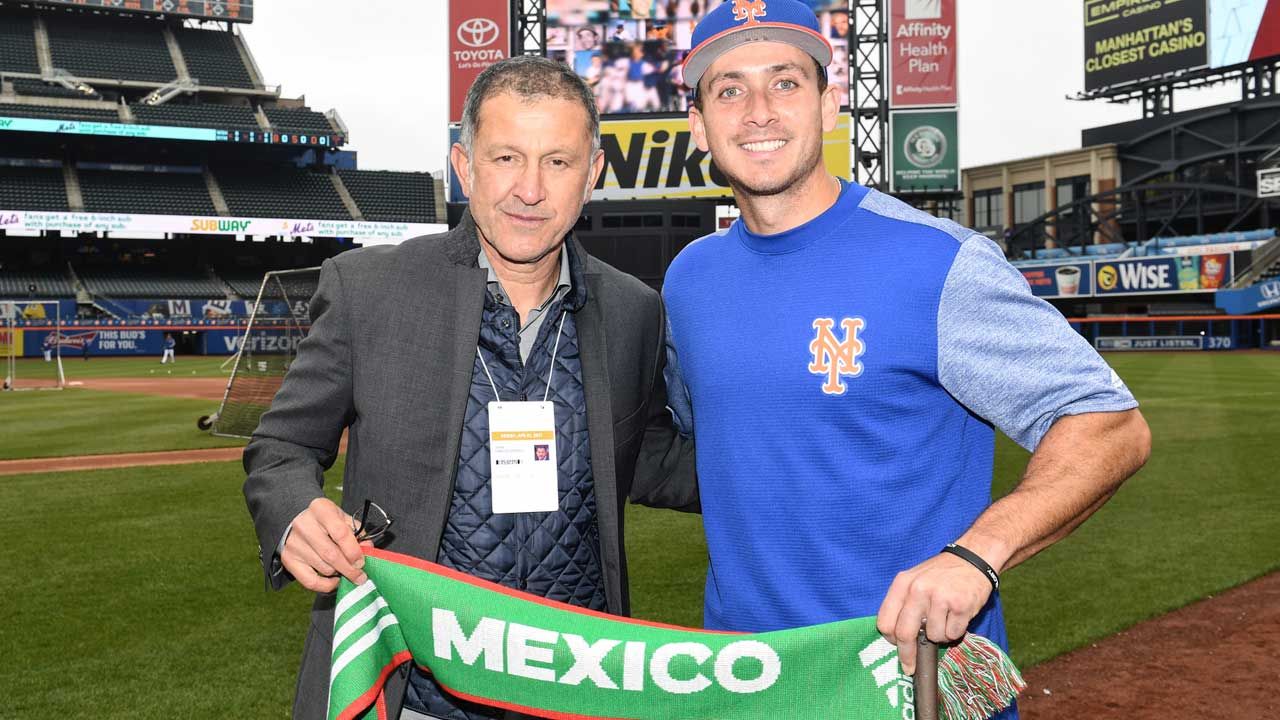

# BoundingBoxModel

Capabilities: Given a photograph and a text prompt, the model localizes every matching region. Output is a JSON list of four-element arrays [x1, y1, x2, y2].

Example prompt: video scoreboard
[[0, 115, 342, 147], [29, 0, 252, 22]]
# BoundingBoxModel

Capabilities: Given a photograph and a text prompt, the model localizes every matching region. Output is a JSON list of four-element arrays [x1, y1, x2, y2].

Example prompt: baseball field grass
[[1, 357, 241, 459], [1, 351, 1277, 717], [0, 390, 241, 459]]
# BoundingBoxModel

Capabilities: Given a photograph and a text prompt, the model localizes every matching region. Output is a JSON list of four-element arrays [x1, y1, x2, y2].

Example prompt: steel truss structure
[[850, 0, 887, 190], [1009, 96, 1280, 255], [512, 0, 547, 56], [1074, 59, 1280, 119]]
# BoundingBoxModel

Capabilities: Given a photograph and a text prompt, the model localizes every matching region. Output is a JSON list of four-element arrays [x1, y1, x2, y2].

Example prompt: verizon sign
[[449, 0, 509, 123], [1259, 167, 1280, 199], [889, 0, 957, 107]]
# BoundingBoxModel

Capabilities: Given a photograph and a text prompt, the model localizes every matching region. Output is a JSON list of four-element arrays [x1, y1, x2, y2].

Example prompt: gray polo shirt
[[478, 246, 572, 362]]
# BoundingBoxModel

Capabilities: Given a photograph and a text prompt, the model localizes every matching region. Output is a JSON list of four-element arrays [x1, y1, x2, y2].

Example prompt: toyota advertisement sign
[[450, 0, 510, 123]]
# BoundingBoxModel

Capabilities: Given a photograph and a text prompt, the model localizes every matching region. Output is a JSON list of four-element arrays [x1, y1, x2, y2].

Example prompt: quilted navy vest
[[406, 247, 603, 720]]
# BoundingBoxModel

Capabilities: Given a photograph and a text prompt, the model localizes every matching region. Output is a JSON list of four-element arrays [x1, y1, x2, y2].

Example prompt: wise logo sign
[[1094, 254, 1230, 295]]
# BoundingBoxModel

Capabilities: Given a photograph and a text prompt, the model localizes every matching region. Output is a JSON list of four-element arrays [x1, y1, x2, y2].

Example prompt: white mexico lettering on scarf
[[430, 608, 782, 695]]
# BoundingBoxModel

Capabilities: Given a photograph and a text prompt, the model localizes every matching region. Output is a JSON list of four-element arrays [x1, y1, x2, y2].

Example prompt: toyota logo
[[458, 18, 501, 48]]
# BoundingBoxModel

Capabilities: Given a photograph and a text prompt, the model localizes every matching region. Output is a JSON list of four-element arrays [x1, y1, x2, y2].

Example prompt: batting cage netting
[[2, 301, 66, 391], [208, 267, 320, 438]]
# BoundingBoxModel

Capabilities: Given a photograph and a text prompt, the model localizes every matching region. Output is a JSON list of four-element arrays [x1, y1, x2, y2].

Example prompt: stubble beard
[[718, 135, 825, 199]]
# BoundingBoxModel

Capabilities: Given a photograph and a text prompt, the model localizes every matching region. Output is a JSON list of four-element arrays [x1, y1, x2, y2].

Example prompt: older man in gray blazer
[[244, 56, 696, 720]]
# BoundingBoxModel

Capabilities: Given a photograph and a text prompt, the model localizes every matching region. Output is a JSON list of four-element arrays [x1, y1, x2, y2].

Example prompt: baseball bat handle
[[913, 629, 940, 720]]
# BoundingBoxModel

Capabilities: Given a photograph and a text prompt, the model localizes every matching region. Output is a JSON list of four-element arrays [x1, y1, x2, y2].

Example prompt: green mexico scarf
[[329, 549, 1023, 720]]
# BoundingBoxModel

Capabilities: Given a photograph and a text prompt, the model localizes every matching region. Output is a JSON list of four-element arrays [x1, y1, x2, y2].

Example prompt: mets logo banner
[[328, 549, 1022, 720]]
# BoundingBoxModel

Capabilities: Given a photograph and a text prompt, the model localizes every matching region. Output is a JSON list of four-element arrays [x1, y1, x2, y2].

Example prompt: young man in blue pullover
[[661, 1, 1152, 715]]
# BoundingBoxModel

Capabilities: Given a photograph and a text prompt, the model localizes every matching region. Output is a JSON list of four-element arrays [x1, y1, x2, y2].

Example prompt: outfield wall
[[11, 326, 302, 357]]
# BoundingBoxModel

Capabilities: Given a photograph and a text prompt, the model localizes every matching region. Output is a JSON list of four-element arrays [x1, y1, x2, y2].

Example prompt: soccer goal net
[[2, 301, 66, 391], [209, 268, 320, 438]]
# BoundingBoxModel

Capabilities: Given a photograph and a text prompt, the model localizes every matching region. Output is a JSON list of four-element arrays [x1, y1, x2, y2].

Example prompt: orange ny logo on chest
[[732, 0, 768, 24], [807, 318, 866, 395]]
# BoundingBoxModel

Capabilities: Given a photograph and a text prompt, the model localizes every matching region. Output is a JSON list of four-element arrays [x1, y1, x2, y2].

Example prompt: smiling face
[[450, 91, 604, 265], [688, 41, 838, 199]]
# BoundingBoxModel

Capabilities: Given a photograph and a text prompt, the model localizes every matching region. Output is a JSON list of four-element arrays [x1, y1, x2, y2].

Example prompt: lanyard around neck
[[477, 310, 567, 404]]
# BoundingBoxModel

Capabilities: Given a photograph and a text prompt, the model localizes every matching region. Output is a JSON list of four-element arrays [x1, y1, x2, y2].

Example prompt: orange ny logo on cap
[[732, 0, 769, 25], [808, 317, 866, 395]]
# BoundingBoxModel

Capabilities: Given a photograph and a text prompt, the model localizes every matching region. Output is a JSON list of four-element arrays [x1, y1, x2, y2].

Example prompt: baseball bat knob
[[914, 628, 940, 720]]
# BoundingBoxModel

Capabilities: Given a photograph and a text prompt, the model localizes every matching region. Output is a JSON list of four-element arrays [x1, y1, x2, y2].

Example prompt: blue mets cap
[[682, 0, 833, 91]]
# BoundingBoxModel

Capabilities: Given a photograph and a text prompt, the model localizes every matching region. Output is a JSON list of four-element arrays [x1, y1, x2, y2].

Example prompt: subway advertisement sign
[[1083, 0, 1209, 91]]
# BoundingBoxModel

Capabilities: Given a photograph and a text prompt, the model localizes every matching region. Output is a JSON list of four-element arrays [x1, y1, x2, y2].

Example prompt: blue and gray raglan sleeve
[[664, 316, 695, 438], [937, 235, 1138, 452]]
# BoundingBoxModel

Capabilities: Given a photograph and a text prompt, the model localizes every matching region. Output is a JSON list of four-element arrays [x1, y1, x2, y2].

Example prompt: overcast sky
[[240, 0, 1241, 174]]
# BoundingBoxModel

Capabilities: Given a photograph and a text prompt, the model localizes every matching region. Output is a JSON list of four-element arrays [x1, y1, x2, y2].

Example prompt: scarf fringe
[[937, 634, 1026, 720]]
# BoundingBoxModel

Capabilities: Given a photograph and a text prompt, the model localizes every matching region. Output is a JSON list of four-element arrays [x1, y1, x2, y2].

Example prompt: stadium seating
[[9, 77, 98, 100], [0, 164, 69, 211], [218, 271, 267, 298], [131, 102, 260, 131], [78, 168, 216, 216], [337, 169, 438, 223], [216, 167, 353, 220], [0, 102, 120, 123], [0, 269, 75, 298], [46, 14, 176, 84], [175, 28, 256, 89], [1012, 229, 1279, 266], [1085, 242, 1127, 256], [76, 266, 228, 298], [263, 107, 334, 134], [0, 13, 38, 75]]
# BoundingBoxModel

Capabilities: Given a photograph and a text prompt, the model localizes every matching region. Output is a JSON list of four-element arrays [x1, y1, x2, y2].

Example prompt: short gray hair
[[459, 55, 601, 158]]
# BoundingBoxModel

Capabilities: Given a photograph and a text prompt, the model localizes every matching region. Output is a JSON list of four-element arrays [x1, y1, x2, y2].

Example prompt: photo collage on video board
[[547, 0, 850, 115]]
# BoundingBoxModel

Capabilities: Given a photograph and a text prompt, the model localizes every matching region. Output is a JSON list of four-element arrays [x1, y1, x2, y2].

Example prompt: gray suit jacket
[[243, 214, 697, 720]]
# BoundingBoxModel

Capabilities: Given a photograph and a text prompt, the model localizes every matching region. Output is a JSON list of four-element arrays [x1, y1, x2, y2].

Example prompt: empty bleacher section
[[263, 107, 333, 134], [130, 102, 259, 130], [175, 28, 256, 89], [46, 14, 176, 84], [0, 13, 38, 74], [0, 164, 69, 211], [0, 102, 120, 122], [338, 169, 438, 223], [7, 77, 98, 99], [216, 168, 353, 220], [78, 168, 216, 216], [77, 267, 227, 298], [219, 271, 268, 298], [0, 269, 74, 298], [1014, 229, 1277, 264]]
